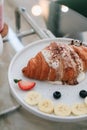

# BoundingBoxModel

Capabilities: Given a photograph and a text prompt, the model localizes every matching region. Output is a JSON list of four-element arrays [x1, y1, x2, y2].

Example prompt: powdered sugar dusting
[[42, 49, 59, 69]]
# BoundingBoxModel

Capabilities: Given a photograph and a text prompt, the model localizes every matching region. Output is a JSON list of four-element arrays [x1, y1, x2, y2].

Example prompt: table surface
[[1, 0, 87, 129]]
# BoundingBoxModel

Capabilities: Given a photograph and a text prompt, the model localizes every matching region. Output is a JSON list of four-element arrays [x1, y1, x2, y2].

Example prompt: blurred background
[[5, 0, 87, 42]]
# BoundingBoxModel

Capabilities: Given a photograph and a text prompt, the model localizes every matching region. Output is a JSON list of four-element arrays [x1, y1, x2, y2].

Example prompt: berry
[[79, 90, 87, 98], [14, 79, 36, 91], [53, 91, 61, 99]]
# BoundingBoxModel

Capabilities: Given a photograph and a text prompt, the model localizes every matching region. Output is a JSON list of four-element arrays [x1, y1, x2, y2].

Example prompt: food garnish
[[14, 79, 36, 91]]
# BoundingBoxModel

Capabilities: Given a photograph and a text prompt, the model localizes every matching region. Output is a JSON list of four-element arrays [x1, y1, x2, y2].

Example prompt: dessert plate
[[8, 38, 87, 122]]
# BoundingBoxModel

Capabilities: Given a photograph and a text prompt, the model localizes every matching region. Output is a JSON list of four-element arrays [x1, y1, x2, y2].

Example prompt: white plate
[[8, 38, 87, 122]]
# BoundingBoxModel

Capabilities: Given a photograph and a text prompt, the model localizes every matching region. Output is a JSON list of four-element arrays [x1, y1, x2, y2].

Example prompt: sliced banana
[[38, 99, 54, 114], [25, 91, 42, 106], [71, 103, 87, 116], [54, 103, 71, 116]]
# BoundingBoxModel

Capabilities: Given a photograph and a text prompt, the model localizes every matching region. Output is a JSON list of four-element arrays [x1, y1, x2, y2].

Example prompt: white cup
[[0, 35, 3, 55]]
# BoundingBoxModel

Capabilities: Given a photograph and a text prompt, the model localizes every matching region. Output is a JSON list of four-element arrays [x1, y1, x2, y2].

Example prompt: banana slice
[[25, 91, 42, 106], [71, 103, 87, 116], [54, 103, 71, 116], [38, 99, 54, 114], [84, 97, 87, 106]]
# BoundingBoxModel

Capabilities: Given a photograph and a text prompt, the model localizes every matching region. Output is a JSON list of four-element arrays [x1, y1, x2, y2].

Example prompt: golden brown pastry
[[22, 41, 87, 85]]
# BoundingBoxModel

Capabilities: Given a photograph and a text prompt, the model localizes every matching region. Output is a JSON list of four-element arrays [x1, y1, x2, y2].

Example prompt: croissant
[[22, 41, 87, 85]]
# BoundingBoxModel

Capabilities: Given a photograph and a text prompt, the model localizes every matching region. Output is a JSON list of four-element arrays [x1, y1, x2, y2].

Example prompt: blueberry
[[53, 91, 61, 99], [79, 90, 87, 98]]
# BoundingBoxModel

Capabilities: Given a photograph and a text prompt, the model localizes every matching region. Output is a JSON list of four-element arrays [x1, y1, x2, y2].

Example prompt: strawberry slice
[[14, 79, 36, 91]]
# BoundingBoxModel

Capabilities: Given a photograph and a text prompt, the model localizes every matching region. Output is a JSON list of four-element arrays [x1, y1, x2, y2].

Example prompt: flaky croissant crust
[[22, 42, 87, 85]]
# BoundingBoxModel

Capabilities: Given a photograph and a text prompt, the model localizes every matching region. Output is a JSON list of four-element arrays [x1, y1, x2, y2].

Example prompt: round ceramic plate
[[8, 38, 87, 122]]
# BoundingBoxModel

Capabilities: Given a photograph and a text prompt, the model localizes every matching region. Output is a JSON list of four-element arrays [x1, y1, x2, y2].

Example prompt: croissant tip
[[22, 67, 29, 77], [22, 67, 25, 73]]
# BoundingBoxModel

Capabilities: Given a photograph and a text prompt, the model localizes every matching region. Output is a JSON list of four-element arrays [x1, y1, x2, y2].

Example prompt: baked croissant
[[22, 41, 87, 85]]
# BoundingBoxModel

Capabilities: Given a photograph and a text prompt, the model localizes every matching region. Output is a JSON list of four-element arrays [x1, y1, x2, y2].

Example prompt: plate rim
[[8, 37, 87, 122]]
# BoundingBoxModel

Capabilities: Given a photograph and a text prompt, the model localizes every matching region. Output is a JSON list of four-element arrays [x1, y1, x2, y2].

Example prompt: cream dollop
[[48, 72, 85, 85]]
